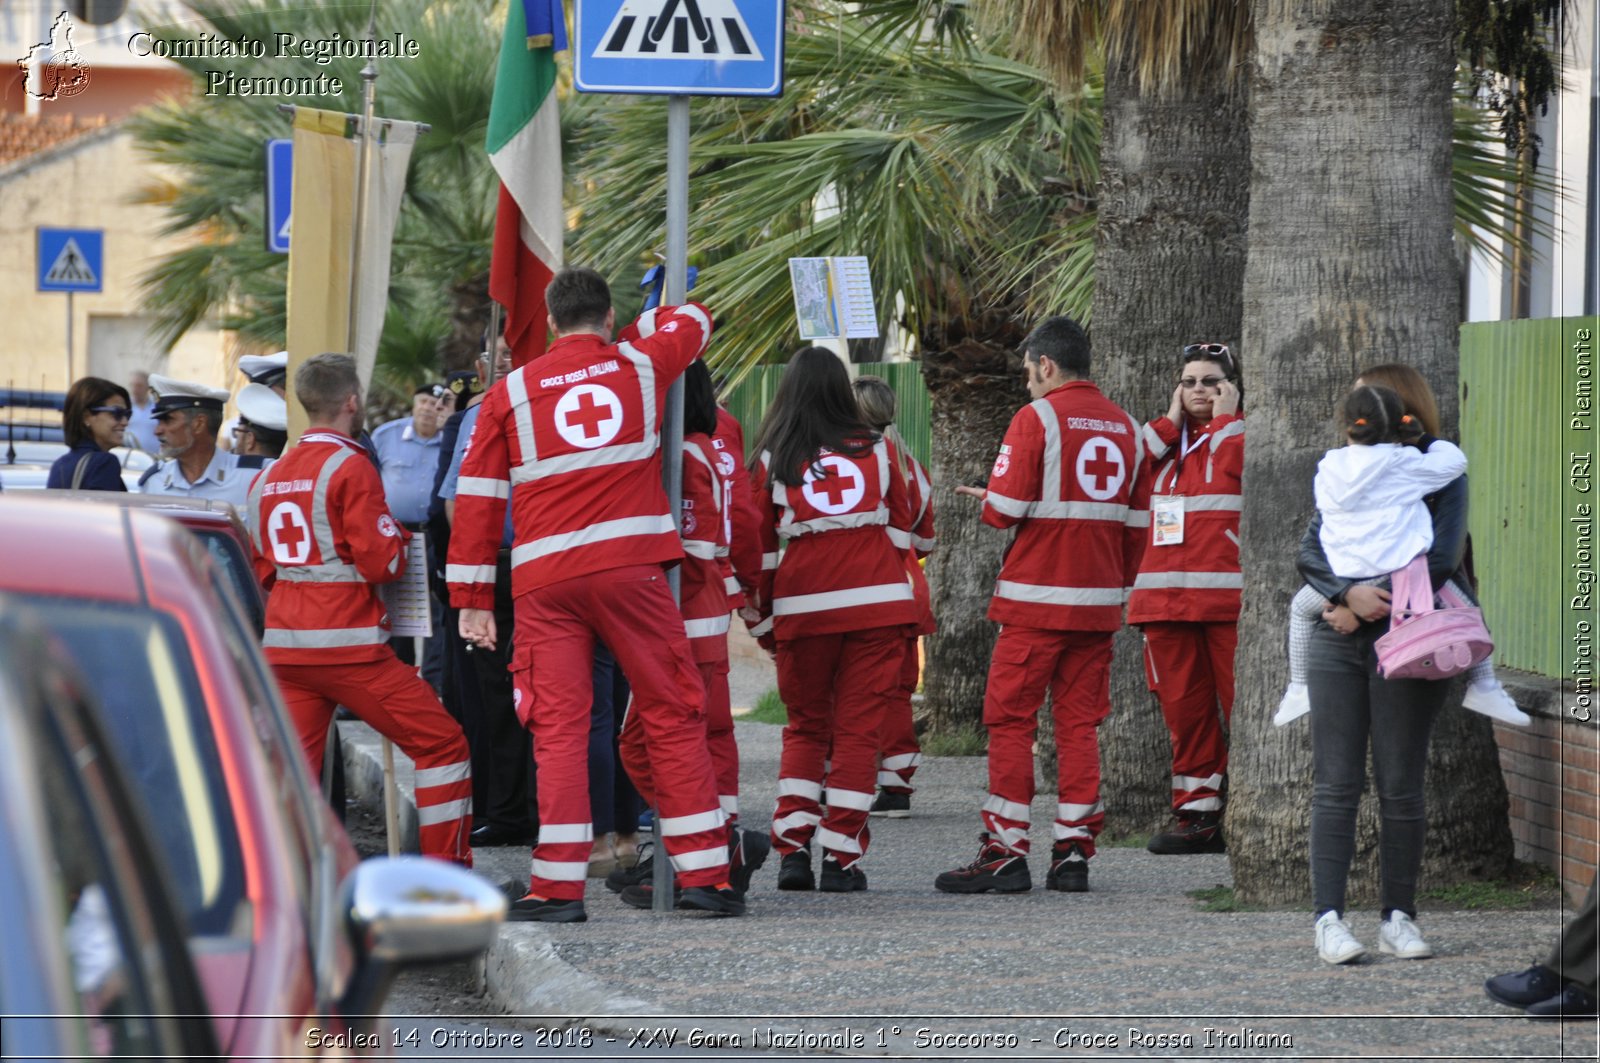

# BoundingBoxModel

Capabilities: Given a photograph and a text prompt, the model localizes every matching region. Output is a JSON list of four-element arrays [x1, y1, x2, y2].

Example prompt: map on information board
[[787, 256, 878, 340]]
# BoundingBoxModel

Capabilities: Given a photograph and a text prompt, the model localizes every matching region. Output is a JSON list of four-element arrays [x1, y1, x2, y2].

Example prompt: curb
[[339, 721, 660, 1019]]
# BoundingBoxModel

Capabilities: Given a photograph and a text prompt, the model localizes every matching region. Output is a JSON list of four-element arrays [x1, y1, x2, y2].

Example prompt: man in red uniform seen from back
[[936, 316, 1147, 896], [449, 267, 739, 923], [249, 353, 473, 867]]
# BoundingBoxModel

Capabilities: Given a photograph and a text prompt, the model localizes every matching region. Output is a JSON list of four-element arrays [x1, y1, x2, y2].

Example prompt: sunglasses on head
[[1182, 342, 1235, 376], [90, 405, 131, 419]]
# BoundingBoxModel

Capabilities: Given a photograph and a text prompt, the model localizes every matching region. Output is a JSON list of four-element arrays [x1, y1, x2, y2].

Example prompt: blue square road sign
[[574, 0, 785, 97], [266, 139, 292, 254], [37, 228, 103, 293]]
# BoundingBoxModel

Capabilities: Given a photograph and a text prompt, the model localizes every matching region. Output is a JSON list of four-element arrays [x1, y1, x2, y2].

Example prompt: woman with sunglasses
[[1127, 342, 1244, 854], [47, 377, 132, 491]]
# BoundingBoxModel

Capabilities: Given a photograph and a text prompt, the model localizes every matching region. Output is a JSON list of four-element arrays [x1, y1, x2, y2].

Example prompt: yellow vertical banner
[[285, 107, 356, 444]]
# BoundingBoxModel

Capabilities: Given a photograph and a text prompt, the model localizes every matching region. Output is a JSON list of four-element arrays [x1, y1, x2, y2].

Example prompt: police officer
[[233, 383, 287, 467], [140, 375, 250, 510]]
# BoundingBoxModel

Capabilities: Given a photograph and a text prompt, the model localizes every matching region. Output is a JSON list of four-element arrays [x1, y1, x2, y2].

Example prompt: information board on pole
[[265, 138, 292, 254], [574, 0, 786, 96], [788, 256, 878, 340], [37, 228, 103, 293]]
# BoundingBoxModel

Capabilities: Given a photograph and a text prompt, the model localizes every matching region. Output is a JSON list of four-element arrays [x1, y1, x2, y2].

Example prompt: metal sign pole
[[64, 291, 73, 384], [651, 93, 691, 913]]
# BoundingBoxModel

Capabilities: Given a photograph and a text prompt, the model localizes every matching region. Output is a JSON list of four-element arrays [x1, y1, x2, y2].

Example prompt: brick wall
[[1495, 674, 1600, 903]]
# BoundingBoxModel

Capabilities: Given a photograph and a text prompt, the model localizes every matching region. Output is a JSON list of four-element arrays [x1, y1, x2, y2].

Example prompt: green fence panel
[[722, 361, 932, 468], [1459, 317, 1593, 679]]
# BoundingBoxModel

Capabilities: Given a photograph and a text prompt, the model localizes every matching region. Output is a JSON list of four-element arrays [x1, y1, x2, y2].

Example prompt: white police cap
[[149, 374, 230, 416], [236, 382, 287, 433], [238, 351, 289, 387]]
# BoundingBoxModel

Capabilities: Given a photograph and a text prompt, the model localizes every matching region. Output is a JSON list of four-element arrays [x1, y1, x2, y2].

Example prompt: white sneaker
[[1274, 682, 1311, 726], [1462, 678, 1531, 726], [1377, 911, 1435, 959], [1315, 910, 1367, 965]]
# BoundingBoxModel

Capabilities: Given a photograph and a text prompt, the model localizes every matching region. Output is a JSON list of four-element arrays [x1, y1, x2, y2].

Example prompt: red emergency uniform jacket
[[1126, 411, 1244, 624], [446, 303, 713, 610], [889, 438, 937, 637], [713, 406, 763, 609], [752, 437, 919, 641], [981, 381, 1147, 631], [248, 430, 407, 664], [681, 433, 730, 663]]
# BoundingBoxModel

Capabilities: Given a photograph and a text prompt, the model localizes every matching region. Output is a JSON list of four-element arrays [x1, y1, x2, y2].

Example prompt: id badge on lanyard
[[1152, 495, 1185, 545], [1154, 425, 1209, 546]]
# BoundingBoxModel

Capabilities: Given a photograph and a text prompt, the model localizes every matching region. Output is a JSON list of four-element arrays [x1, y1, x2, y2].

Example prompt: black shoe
[[777, 848, 815, 891], [1147, 812, 1226, 854], [729, 829, 771, 895], [605, 843, 654, 893], [1486, 964, 1565, 1009], [819, 856, 868, 892], [934, 837, 1032, 894], [679, 885, 747, 916], [1046, 842, 1089, 892], [506, 894, 587, 923], [619, 882, 682, 910], [471, 822, 534, 848], [1525, 983, 1598, 1020], [869, 790, 911, 818]]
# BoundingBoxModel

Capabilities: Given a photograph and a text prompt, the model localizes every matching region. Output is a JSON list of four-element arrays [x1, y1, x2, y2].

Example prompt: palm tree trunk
[[919, 330, 1028, 735], [1229, 0, 1512, 903], [1074, 58, 1251, 838]]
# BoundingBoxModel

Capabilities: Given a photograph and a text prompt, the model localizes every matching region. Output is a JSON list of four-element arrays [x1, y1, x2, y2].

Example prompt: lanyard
[[1179, 422, 1210, 461]]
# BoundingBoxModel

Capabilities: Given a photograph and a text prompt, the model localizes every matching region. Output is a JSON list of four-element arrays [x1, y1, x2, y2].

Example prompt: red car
[[0, 496, 502, 1057]]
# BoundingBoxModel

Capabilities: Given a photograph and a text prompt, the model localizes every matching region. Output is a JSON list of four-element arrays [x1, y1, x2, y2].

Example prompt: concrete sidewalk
[[343, 644, 1594, 1060]]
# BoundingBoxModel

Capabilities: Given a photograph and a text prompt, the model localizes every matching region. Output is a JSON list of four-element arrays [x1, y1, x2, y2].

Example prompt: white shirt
[[1315, 439, 1468, 578], [141, 444, 253, 513]]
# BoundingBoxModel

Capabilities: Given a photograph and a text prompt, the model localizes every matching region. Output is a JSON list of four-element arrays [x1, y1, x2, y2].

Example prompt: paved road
[[347, 631, 1596, 1061]]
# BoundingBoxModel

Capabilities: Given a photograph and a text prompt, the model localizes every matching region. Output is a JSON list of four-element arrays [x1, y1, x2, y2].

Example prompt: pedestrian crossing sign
[[574, 0, 785, 97], [37, 228, 103, 293]]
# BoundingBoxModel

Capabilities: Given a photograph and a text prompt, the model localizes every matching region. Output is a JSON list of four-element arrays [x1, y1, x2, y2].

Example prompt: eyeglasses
[[1179, 376, 1226, 390], [89, 405, 131, 419], [1183, 343, 1230, 358]]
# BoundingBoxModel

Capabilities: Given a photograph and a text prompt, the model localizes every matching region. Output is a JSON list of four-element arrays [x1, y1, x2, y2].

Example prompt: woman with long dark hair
[[749, 348, 919, 892], [47, 377, 131, 491]]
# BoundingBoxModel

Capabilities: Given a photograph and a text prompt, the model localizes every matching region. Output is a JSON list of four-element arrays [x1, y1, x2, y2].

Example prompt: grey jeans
[[1307, 620, 1449, 918]]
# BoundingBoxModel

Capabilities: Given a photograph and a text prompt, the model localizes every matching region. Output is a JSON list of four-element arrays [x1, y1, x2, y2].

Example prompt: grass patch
[[921, 727, 988, 757], [1097, 833, 1151, 849], [742, 688, 788, 725], [1187, 884, 1263, 913], [1421, 862, 1562, 910]]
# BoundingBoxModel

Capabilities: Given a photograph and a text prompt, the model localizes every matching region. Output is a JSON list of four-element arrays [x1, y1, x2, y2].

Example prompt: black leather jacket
[[1297, 435, 1469, 604]]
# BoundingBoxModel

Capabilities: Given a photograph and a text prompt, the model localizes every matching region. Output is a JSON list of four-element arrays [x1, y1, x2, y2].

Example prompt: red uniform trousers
[[517, 564, 728, 901], [771, 627, 903, 870], [275, 656, 472, 866], [981, 625, 1111, 857], [876, 636, 923, 794], [1141, 620, 1236, 814], [619, 657, 738, 823], [701, 659, 739, 821]]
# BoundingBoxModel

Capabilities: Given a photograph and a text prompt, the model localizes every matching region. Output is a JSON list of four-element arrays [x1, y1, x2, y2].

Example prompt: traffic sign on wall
[[574, 0, 785, 97]]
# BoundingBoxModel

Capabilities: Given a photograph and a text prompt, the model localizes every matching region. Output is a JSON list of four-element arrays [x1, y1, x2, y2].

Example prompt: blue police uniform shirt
[[370, 416, 443, 525], [439, 404, 513, 548], [140, 444, 251, 511]]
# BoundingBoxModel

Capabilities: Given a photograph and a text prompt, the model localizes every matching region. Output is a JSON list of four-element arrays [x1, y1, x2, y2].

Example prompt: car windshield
[[191, 528, 264, 635], [20, 595, 247, 936]]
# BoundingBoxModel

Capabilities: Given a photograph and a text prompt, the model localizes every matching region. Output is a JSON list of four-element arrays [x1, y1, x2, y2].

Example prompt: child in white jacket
[[1276, 384, 1526, 726]]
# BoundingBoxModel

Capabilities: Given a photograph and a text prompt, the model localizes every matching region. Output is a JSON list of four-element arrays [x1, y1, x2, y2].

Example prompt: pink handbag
[[1374, 555, 1493, 680]]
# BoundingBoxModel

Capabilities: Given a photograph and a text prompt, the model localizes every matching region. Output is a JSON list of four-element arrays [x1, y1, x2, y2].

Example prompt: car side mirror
[[337, 856, 505, 1031]]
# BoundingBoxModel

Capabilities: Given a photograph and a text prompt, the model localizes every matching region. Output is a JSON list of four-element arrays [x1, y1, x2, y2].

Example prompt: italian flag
[[488, 0, 565, 369]]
